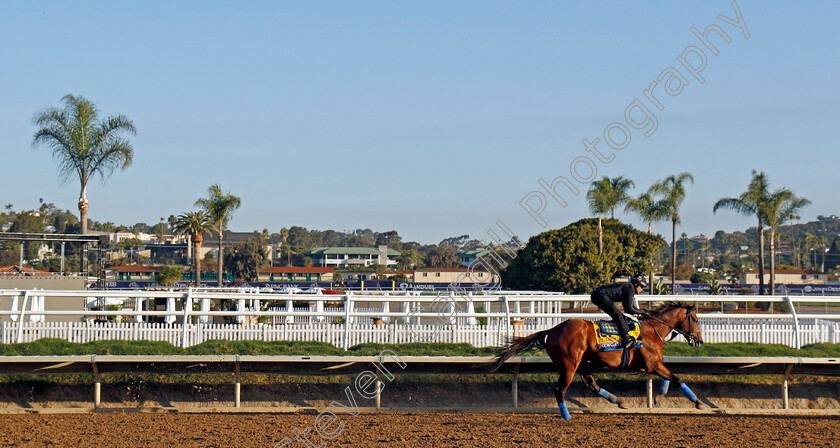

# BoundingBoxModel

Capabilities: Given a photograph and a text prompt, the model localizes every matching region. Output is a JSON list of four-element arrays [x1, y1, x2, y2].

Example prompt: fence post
[[181, 288, 193, 348], [343, 293, 352, 351], [234, 354, 241, 408], [16, 290, 30, 344], [503, 296, 512, 342], [511, 363, 520, 408], [784, 296, 800, 349], [91, 355, 101, 408]]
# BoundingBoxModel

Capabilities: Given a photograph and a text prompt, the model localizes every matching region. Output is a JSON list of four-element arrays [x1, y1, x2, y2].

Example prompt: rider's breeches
[[591, 291, 631, 343]]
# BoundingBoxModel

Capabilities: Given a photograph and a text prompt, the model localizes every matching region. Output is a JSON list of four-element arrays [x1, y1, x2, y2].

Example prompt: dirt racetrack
[[0, 412, 838, 448]]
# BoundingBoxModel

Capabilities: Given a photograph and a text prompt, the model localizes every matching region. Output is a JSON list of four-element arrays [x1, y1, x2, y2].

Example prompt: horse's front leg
[[579, 363, 628, 409], [651, 362, 708, 410]]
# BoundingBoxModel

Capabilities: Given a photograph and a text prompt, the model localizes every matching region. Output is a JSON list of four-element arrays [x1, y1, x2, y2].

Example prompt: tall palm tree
[[195, 184, 242, 286], [652, 172, 694, 293], [586, 176, 635, 254], [32, 95, 136, 234], [763, 189, 810, 294], [173, 211, 212, 287], [713, 171, 769, 295], [625, 189, 669, 289]]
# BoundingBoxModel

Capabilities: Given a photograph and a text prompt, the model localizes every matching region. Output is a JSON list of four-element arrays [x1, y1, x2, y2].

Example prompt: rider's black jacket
[[592, 283, 645, 315]]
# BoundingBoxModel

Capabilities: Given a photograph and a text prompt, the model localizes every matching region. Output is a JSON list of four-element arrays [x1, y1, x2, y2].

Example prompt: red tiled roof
[[0, 266, 52, 276], [376, 271, 412, 275], [259, 267, 334, 274], [109, 266, 164, 272]]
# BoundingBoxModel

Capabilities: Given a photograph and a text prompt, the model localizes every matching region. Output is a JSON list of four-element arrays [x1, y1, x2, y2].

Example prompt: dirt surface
[[0, 412, 838, 448]]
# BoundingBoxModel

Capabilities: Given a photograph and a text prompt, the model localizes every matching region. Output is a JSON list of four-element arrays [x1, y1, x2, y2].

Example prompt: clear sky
[[1, 1, 837, 245]]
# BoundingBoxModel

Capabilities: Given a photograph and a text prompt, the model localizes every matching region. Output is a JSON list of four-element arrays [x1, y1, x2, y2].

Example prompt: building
[[0, 266, 53, 277], [455, 248, 492, 267], [257, 267, 334, 283], [375, 270, 413, 280], [105, 266, 164, 282], [413, 267, 499, 284], [742, 269, 829, 285], [306, 246, 400, 267]]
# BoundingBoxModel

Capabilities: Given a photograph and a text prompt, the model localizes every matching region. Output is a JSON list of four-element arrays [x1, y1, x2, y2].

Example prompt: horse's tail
[[490, 329, 550, 372]]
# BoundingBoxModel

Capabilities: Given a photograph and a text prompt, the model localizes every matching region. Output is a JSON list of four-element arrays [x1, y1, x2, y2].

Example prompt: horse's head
[[651, 302, 703, 347], [677, 304, 703, 347]]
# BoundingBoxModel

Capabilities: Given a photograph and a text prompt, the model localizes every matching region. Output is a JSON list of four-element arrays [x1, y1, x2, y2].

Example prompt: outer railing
[[0, 355, 836, 410], [1, 289, 839, 349]]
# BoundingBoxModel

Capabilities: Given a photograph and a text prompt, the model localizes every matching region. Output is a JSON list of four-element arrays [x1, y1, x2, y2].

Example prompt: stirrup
[[622, 336, 637, 349]]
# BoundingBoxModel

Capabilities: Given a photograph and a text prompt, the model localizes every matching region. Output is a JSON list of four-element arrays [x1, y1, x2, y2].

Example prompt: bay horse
[[492, 301, 706, 419]]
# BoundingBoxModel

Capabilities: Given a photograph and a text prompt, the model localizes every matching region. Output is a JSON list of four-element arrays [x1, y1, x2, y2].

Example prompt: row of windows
[[420, 272, 485, 277]]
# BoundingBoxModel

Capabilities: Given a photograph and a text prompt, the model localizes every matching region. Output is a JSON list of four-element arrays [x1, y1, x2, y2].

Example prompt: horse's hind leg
[[579, 362, 627, 409], [651, 362, 707, 410]]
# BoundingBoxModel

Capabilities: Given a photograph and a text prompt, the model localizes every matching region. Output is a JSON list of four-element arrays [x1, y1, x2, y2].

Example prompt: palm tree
[[652, 172, 694, 293], [625, 189, 669, 289], [763, 189, 810, 294], [195, 184, 241, 286], [281, 228, 290, 265], [713, 171, 769, 295], [173, 211, 212, 287], [586, 176, 635, 254], [32, 95, 136, 234]]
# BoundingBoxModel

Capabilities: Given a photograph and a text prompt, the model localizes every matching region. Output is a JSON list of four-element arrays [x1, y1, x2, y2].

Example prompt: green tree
[[652, 172, 694, 294], [501, 218, 664, 293], [172, 211, 212, 287], [156, 265, 183, 286], [32, 94, 136, 234], [427, 244, 460, 268], [586, 176, 634, 255], [625, 188, 669, 289], [713, 171, 770, 294], [763, 189, 810, 293], [396, 248, 424, 269], [194, 184, 241, 286], [224, 236, 270, 281]]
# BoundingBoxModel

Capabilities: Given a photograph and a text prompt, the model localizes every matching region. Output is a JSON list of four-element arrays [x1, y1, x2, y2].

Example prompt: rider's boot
[[622, 335, 637, 349]]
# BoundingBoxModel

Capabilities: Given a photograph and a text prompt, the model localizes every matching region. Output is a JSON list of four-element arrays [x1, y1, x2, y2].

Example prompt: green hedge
[[0, 338, 838, 357]]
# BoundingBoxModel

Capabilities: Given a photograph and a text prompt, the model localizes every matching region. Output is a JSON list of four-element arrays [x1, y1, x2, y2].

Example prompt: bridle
[[643, 306, 701, 346]]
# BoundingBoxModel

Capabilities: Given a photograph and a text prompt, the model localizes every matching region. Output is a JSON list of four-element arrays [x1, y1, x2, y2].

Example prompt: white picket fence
[[2, 318, 838, 349]]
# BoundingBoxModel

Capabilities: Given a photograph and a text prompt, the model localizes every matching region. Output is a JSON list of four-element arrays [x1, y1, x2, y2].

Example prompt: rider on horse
[[590, 275, 648, 349]]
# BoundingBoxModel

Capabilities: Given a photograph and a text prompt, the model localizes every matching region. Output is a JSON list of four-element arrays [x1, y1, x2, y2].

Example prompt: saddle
[[593, 320, 642, 352]]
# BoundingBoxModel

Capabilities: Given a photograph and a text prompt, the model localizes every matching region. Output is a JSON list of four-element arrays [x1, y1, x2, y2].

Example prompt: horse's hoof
[[617, 401, 629, 409], [695, 402, 708, 410]]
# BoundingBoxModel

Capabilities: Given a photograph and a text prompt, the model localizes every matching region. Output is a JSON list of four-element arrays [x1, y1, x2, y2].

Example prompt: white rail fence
[[0, 288, 839, 349], [2, 318, 839, 349]]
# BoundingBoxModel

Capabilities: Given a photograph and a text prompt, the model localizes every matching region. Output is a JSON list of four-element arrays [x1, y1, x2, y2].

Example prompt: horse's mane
[[648, 301, 693, 317]]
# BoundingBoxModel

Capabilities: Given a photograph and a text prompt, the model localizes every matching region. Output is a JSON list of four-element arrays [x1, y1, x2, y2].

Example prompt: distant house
[[414, 267, 498, 284], [0, 266, 53, 277], [742, 269, 829, 285], [306, 246, 400, 267], [456, 248, 492, 267], [105, 266, 164, 282], [689, 234, 709, 244], [375, 270, 413, 280], [257, 267, 334, 283]]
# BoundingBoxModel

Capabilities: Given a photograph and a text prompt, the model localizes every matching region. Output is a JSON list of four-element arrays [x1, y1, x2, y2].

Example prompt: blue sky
[[1, 1, 837, 244]]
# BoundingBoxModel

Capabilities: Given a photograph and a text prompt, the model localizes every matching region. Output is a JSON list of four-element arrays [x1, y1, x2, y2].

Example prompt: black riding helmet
[[630, 275, 647, 288]]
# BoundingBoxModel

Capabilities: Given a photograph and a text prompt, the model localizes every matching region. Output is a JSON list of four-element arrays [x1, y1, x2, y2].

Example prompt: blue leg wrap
[[558, 402, 571, 420], [598, 388, 618, 404], [680, 383, 698, 402], [659, 380, 670, 395]]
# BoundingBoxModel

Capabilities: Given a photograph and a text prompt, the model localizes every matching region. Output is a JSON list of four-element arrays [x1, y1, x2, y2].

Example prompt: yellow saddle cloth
[[593, 321, 642, 351]]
